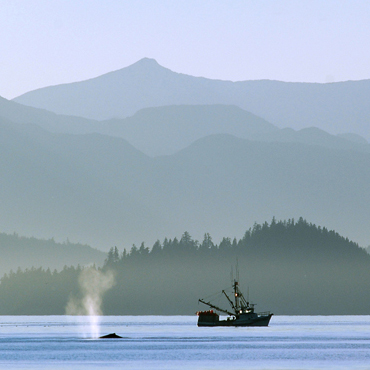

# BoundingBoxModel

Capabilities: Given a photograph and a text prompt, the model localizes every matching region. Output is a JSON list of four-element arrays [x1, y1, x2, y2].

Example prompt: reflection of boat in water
[[197, 274, 273, 327]]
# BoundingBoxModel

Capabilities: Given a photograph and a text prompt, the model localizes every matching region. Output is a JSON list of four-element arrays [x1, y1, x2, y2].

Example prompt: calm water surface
[[0, 315, 369, 369]]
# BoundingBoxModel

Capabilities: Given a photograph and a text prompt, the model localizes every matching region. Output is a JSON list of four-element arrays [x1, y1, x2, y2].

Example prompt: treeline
[[0, 218, 369, 315], [0, 266, 83, 315], [104, 217, 366, 266]]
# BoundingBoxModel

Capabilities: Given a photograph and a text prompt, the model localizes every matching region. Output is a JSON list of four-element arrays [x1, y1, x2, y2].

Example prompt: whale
[[99, 333, 122, 339]]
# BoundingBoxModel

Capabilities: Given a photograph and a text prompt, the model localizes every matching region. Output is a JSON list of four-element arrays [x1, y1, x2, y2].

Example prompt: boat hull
[[198, 313, 273, 327]]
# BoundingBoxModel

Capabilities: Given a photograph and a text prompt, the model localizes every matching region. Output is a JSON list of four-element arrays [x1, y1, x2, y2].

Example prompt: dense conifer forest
[[0, 218, 369, 315]]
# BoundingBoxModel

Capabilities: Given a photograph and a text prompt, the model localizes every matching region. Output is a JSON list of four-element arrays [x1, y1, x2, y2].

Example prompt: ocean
[[0, 315, 369, 369]]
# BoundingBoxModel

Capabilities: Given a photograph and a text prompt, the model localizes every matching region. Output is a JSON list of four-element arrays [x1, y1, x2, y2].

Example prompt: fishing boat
[[197, 276, 273, 327]]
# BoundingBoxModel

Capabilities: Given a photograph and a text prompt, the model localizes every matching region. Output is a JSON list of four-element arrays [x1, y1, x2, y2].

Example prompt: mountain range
[[13, 58, 370, 140], [1, 107, 370, 249], [1, 59, 370, 252], [1, 96, 368, 156]]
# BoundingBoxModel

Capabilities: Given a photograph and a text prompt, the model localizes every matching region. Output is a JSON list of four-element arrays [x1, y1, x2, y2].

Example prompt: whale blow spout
[[99, 333, 122, 339]]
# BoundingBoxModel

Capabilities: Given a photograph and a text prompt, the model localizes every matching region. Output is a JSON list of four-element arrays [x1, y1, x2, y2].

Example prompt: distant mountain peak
[[125, 57, 163, 71], [103, 57, 172, 80], [134, 57, 160, 65]]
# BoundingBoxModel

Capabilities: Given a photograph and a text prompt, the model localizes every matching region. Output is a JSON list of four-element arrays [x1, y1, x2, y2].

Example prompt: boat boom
[[222, 290, 236, 312], [198, 298, 234, 316]]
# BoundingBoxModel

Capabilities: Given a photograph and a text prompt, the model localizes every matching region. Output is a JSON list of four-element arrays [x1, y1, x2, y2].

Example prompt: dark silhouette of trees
[[0, 265, 82, 314]]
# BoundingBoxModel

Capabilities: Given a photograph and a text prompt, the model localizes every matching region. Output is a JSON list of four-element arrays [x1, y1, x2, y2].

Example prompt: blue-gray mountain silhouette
[[1, 114, 370, 249], [1, 96, 368, 156], [13, 58, 370, 139]]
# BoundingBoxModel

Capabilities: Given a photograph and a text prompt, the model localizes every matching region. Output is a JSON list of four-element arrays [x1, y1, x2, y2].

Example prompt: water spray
[[66, 268, 115, 338]]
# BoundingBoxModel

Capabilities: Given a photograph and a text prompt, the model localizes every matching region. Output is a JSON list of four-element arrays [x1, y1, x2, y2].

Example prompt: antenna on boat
[[236, 258, 239, 282]]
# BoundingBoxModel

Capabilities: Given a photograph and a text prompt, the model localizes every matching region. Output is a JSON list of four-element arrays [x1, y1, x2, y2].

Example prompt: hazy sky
[[1, 0, 369, 99]]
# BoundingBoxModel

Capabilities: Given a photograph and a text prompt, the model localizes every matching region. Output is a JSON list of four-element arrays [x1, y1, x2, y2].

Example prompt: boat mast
[[234, 281, 253, 313], [233, 261, 241, 311], [233, 279, 241, 312]]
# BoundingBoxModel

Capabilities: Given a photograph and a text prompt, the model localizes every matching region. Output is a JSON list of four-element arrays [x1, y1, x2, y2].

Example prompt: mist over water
[[65, 268, 115, 338]]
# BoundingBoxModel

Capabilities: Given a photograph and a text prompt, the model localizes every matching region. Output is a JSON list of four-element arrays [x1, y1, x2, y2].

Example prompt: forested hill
[[1, 219, 369, 315], [0, 232, 105, 276]]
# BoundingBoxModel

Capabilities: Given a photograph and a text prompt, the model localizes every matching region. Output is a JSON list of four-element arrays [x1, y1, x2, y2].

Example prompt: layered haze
[[2, 59, 370, 250], [1, 107, 370, 249], [1, 96, 369, 157]]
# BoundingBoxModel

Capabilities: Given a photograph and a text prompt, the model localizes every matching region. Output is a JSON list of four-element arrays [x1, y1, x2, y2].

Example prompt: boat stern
[[197, 310, 220, 326]]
